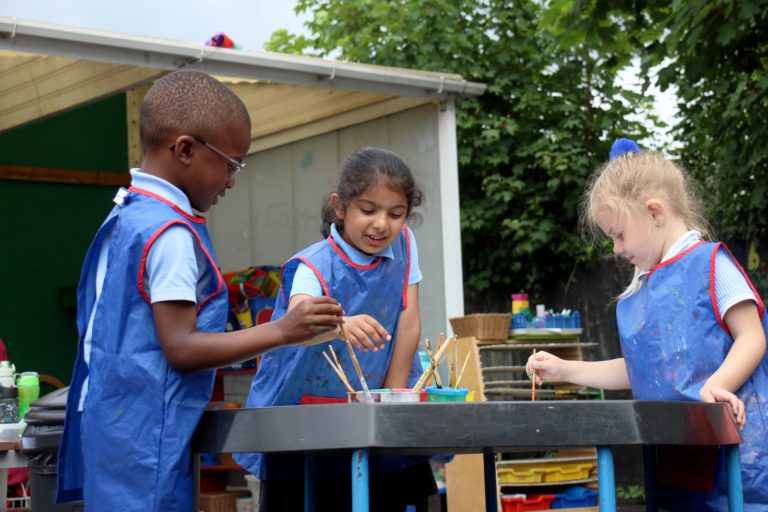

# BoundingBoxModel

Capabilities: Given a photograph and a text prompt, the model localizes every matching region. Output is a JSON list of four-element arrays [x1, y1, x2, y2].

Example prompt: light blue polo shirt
[[290, 223, 422, 298]]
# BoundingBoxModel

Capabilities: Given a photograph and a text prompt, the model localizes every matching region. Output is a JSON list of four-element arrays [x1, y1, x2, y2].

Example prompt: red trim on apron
[[710, 242, 765, 335], [327, 235, 383, 270], [129, 187, 205, 224], [646, 240, 706, 279], [138, 220, 224, 313]]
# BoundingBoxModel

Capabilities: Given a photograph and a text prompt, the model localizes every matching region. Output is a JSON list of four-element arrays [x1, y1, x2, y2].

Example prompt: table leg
[[0, 467, 7, 512], [482, 451, 498, 512], [597, 446, 616, 512], [304, 453, 316, 512], [351, 449, 369, 512], [725, 444, 744, 512], [642, 445, 656, 511], [192, 454, 200, 512]]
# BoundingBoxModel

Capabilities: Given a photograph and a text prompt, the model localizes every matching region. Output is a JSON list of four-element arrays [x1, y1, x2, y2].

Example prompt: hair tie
[[609, 138, 641, 160]]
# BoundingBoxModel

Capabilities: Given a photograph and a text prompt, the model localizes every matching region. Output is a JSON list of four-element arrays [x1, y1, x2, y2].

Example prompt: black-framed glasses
[[169, 136, 246, 177]]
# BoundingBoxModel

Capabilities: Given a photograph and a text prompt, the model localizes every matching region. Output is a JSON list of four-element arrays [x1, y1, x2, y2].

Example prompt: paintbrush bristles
[[344, 339, 371, 398]]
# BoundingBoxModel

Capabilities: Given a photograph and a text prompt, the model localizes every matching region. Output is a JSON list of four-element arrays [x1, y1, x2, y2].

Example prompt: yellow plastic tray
[[497, 461, 595, 484]]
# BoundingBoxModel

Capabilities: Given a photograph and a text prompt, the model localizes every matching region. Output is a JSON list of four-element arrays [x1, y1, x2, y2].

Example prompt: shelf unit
[[445, 334, 601, 512], [200, 366, 257, 493]]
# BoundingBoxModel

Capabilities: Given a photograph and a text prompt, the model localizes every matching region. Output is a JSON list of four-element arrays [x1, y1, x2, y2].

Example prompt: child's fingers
[[345, 325, 379, 352], [362, 316, 391, 345]]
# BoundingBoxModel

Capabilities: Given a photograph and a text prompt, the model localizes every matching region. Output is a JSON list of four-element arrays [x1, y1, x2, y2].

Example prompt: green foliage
[[267, 0, 654, 295], [547, 0, 768, 242], [616, 484, 645, 504]]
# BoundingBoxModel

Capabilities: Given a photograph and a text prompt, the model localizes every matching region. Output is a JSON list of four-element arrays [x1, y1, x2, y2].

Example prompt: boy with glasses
[[56, 70, 343, 512]]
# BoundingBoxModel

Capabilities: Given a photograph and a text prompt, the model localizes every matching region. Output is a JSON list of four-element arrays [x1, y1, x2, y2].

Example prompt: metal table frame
[[192, 400, 743, 512]]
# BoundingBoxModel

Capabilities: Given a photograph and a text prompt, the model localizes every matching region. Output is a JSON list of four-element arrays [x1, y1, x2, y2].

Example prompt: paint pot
[[348, 390, 383, 403], [381, 388, 421, 403], [426, 387, 469, 402]]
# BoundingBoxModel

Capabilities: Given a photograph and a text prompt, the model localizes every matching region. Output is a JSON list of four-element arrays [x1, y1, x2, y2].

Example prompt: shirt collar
[[637, 230, 702, 279], [330, 223, 395, 265], [130, 168, 194, 215]]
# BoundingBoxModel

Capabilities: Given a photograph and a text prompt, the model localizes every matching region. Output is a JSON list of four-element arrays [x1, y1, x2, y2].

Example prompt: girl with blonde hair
[[527, 138, 768, 510]]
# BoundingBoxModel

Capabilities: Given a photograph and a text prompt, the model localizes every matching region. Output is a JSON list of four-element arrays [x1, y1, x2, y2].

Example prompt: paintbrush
[[328, 345, 352, 391], [344, 339, 372, 401], [424, 338, 443, 388], [413, 335, 454, 392], [452, 333, 458, 385], [531, 348, 536, 401], [455, 351, 472, 388], [322, 351, 355, 393]]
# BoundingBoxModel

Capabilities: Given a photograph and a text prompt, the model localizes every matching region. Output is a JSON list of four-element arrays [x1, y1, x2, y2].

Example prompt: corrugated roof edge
[[0, 16, 486, 100]]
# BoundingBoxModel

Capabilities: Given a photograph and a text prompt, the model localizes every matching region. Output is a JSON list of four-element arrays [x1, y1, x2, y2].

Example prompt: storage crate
[[450, 313, 511, 340], [498, 460, 595, 484], [498, 466, 545, 484], [550, 486, 598, 508], [541, 463, 594, 483], [501, 494, 555, 511]]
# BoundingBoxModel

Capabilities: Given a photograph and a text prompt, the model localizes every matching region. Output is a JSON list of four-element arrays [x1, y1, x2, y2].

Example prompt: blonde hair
[[580, 151, 711, 297]]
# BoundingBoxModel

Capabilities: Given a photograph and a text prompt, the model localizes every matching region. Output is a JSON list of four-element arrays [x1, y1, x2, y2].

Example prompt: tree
[[267, 0, 655, 301], [545, 0, 768, 242]]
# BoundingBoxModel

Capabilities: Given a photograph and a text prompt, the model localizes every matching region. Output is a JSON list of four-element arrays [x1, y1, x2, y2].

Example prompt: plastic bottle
[[17, 371, 40, 419]]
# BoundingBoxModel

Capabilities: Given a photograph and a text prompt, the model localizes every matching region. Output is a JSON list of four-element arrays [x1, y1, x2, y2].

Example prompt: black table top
[[192, 400, 741, 456]]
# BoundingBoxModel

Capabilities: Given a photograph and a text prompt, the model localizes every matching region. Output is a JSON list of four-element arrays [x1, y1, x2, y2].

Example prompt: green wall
[[0, 94, 128, 385]]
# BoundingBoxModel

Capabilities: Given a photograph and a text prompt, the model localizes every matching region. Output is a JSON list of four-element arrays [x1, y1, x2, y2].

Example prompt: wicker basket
[[449, 313, 511, 341]]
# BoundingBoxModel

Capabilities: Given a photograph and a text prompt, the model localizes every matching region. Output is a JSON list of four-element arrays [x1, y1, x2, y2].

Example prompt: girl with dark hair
[[236, 147, 436, 511]]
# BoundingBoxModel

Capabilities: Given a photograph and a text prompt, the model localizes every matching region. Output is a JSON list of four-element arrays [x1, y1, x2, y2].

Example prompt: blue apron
[[57, 187, 229, 512], [234, 227, 422, 479], [617, 241, 768, 511]]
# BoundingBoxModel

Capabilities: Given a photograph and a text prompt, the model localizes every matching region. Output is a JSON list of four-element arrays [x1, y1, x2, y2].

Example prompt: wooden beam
[[0, 54, 163, 132], [126, 84, 150, 169], [248, 96, 433, 153], [0, 164, 129, 186]]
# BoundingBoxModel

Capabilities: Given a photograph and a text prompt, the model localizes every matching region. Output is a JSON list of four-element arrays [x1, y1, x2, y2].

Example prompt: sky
[[0, 0, 310, 51], [1, 1, 677, 146]]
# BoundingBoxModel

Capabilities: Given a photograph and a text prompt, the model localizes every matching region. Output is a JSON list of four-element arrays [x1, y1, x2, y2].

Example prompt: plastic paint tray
[[501, 494, 555, 512], [498, 461, 594, 484], [381, 389, 421, 402], [550, 486, 598, 508], [498, 467, 546, 484]]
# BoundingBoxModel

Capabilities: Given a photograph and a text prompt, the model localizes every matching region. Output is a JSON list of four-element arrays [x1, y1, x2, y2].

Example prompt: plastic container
[[498, 461, 594, 484], [17, 371, 40, 419], [511, 293, 529, 314], [0, 361, 15, 388], [0, 385, 19, 424], [244, 474, 261, 510], [550, 486, 598, 508], [381, 389, 421, 403], [501, 494, 555, 511], [20, 386, 84, 511], [348, 390, 383, 403], [426, 387, 468, 402]]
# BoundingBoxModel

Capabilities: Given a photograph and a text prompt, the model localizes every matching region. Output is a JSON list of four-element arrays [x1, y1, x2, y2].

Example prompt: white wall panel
[[209, 103, 456, 345]]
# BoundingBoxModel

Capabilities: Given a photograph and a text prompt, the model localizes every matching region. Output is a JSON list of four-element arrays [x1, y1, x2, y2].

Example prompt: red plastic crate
[[501, 494, 555, 512]]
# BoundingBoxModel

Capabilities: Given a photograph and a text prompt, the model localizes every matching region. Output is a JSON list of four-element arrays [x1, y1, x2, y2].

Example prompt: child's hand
[[278, 296, 343, 343], [526, 350, 566, 385], [700, 384, 746, 430], [338, 315, 391, 352]]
